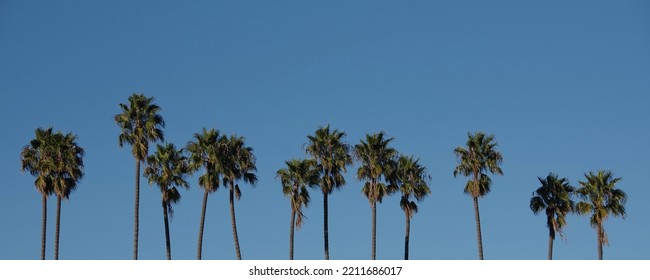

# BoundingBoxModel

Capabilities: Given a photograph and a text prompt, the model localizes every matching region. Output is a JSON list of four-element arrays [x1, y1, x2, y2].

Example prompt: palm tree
[[394, 155, 431, 260], [144, 143, 190, 260], [575, 170, 627, 260], [277, 159, 318, 260], [354, 132, 398, 260], [305, 125, 352, 260], [20, 128, 55, 260], [453, 131, 503, 260], [49, 131, 84, 260], [220, 134, 258, 260], [187, 128, 223, 260], [530, 173, 575, 260], [114, 93, 165, 260]]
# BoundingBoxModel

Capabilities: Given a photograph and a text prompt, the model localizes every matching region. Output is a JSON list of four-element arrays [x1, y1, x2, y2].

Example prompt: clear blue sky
[[1, 1, 648, 260]]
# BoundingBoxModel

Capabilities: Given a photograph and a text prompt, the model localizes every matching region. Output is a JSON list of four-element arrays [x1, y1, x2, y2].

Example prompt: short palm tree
[[187, 128, 223, 260], [144, 143, 190, 260], [394, 155, 431, 260], [530, 173, 575, 260], [305, 125, 352, 260], [49, 131, 84, 260], [453, 131, 503, 260], [220, 134, 258, 260], [575, 170, 627, 260], [114, 93, 165, 260], [354, 131, 398, 260], [20, 128, 55, 260], [277, 159, 319, 260]]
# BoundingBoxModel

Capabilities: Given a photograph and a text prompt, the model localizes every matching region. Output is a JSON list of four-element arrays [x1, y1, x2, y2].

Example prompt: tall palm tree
[[530, 173, 575, 260], [220, 134, 258, 260], [453, 131, 503, 260], [394, 155, 431, 260], [144, 143, 190, 260], [49, 131, 84, 260], [305, 125, 352, 260], [114, 93, 165, 259], [575, 170, 627, 260], [354, 131, 398, 260], [187, 128, 223, 260], [277, 159, 319, 260], [20, 128, 55, 260]]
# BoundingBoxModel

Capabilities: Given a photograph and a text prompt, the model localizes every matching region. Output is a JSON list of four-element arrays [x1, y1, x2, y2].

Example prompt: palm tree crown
[[115, 94, 165, 161], [575, 170, 627, 260], [21, 127, 56, 198], [306, 125, 353, 195], [355, 132, 398, 204], [453, 132, 503, 198], [49, 131, 85, 200], [530, 173, 575, 260]]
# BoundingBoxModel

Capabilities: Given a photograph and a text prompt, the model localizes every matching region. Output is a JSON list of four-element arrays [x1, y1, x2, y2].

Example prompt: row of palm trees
[[20, 93, 627, 260], [284, 129, 432, 260], [531, 171, 627, 260], [20, 128, 84, 260], [114, 94, 258, 260]]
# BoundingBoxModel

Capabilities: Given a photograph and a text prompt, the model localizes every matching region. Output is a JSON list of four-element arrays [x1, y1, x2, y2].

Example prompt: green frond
[[234, 184, 241, 200], [453, 131, 503, 198], [144, 143, 190, 206], [305, 125, 352, 194], [354, 132, 398, 206], [576, 170, 627, 228], [21, 127, 84, 199], [114, 93, 165, 161]]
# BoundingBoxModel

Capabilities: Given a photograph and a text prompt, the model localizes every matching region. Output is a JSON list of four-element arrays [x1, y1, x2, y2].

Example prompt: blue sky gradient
[[1, 1, 649, 260]]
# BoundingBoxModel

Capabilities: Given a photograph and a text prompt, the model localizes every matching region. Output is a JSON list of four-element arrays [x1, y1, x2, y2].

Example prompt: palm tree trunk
[[547, 228, 554, 260], [597, 224, 603, 260], [371, 201, 377, 260], [40, 194, 47, 260], [404, 211, 410, 260], [229, 184, 242, 260], [163, 201, 171, 260], [197, 189, 209, 260], [54, 196, 62, 260], [289, 208, 296, 260], [472, 196, 484, 260], [547, 215, 554, 260], [323, 191, 330, 260], [133, 159, 140, 260]]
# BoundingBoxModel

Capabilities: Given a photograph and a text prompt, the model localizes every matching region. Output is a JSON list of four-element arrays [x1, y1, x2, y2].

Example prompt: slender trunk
[[40, 194, 47, 260], [230, 183, 242, 260], [547, 227, 554, 260], [163, 201, 171, 260], [133, 159, 140, 260], [472, 196, 484, 260], [404, 211, 410, 260], [197, 189, 209, 260], [289, 208, 296, 260], [597, 224, 603, 260], [323, 191, 329, 260], [371, 201, 377, 260], [54, 197, 62, 260]]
